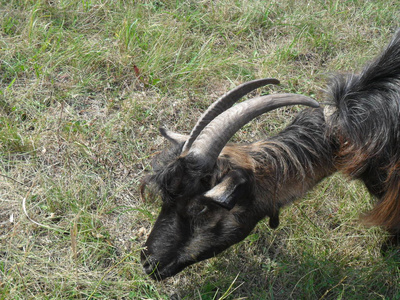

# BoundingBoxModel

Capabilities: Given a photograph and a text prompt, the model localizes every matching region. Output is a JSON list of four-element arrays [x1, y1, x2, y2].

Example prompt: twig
[[290, 268, 319, 298], [71, 212, 81, 261], [0, 173, 28, 186], [56, 101, 65, 154], [22, 188, 67, 234], [319, 276, 348, 300], [218, 272, 244, 300], [16, 263, 28, 292]]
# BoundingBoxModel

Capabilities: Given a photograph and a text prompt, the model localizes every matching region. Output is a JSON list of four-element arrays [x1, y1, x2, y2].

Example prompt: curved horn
[[159, 127, 189, 145], [187, 94, 319, 170], [181, 78, 280, 154]]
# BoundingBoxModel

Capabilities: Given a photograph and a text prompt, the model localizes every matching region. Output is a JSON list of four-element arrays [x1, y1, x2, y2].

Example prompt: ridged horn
[[181, 78, 280, 154], [159, 127, 189, 145], [187, 94, 319, 170]]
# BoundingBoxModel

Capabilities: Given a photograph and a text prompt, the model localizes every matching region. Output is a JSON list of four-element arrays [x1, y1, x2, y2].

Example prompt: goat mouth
[[142, 258, 191, 281], [141, 251, 195, 280]]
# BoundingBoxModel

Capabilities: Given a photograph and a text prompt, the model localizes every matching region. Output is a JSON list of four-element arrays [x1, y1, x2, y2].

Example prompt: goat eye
[[189, 205, 208, 216], [198, 205, 208, 215], [187, 203, 209, 217]]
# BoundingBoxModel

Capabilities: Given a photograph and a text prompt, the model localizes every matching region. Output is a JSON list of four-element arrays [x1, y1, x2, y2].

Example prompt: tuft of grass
[[1, 0, 400, 299]]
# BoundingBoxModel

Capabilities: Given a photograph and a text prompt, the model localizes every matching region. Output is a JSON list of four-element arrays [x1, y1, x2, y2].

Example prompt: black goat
[[140, 30, 400, 280]]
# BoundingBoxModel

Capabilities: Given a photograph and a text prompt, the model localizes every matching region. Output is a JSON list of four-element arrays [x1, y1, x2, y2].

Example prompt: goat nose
[[143, 259, 160, 277], [142, 258, 153, 273], [141, 250, 158, 275]]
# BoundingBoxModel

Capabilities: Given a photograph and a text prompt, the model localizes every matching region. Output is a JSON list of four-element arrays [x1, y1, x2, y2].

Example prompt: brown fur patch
[[220, 145, 256, 171], [363, 163, 400, 233]]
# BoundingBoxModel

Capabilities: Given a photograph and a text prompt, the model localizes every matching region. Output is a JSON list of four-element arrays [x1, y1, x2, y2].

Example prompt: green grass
[[1, 0, 400, 299]]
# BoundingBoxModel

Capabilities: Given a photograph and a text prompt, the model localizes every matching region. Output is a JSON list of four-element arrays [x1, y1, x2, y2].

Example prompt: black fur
[[328, 30, 400, 176], [327, 30, 400, 233]]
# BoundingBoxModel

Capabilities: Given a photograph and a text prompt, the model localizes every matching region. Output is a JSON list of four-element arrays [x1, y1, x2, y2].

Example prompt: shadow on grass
[[172, 230, 400, 300]]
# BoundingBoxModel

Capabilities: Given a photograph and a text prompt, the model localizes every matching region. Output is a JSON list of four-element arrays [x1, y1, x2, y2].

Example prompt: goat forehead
[[161, 194, 197, 209]]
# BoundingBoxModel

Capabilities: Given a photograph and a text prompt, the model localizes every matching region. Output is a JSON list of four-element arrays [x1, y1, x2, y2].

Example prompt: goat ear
[[159, 127, 189, 145], [204, 169, 247, 210]]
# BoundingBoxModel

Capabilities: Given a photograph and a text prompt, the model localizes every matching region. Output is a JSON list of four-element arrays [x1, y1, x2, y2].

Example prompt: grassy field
[[1, 0, 400, 299]]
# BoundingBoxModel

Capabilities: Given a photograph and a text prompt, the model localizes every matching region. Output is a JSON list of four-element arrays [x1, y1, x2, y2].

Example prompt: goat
[[140, 30, 400, 280]]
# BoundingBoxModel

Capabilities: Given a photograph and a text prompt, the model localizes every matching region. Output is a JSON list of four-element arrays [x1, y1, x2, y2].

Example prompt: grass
[[1, 0, 400, 299]]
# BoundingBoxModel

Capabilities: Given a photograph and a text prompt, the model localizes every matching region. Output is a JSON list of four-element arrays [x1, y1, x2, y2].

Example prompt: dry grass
[[1, 0, 400, 299]]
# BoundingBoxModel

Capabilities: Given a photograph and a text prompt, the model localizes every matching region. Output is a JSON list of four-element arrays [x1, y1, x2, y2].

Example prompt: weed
[[0, 0, 400, 299]]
